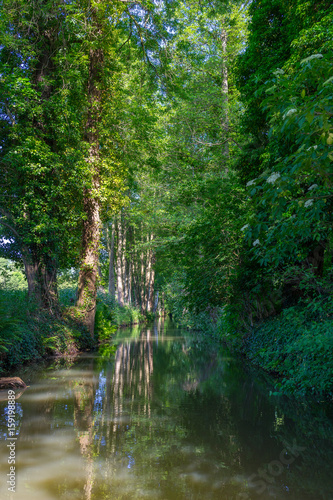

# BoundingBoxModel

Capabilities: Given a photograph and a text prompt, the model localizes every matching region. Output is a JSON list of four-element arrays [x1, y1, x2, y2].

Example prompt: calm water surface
[[1, 319, 333, 500]]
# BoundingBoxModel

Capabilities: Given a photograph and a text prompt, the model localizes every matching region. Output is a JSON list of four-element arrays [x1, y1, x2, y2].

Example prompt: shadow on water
[[1, 318, 333, 499]]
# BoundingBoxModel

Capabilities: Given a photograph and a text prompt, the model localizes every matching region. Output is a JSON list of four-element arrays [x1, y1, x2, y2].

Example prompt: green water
[[1, 319, 333, 500]]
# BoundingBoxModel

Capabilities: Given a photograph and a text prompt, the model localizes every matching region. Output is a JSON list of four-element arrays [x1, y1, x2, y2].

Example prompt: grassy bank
[[0, 264, 146, 374], [240, 306, 333, 399], [0, 289, 94, 374], [0, 288, 146, 374]]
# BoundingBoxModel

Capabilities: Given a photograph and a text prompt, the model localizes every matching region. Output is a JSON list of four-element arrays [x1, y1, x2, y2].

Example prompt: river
[[1, 319, 333, 499]]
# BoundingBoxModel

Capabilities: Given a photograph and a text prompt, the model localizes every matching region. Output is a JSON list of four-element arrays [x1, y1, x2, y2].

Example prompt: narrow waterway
[[1, 319, 333, 500]]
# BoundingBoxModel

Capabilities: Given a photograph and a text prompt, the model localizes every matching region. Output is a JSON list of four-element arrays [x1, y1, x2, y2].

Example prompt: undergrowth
[[0, 289, 94, 374], [242, 305, 333, 399]]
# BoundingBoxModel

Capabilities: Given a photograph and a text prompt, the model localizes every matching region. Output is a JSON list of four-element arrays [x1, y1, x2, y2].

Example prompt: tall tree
[[0, 0, 85, 308], [76, 0, 106, 333], [233, 0, 333, 324]]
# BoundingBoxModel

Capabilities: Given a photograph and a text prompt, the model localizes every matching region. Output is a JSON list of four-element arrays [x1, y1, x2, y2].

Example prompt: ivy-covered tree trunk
[[77, 189, 101, 334], [221, 26, 229, 161], [77, 38, 104, 336], [39, 256, 58, 309]]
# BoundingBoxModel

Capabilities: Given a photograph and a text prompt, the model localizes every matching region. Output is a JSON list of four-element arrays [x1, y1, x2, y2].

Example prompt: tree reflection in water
[[1, 320, 333, 499]]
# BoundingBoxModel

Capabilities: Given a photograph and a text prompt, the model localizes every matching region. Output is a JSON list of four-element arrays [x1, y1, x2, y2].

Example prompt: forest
[[0, 0, 333, 398]]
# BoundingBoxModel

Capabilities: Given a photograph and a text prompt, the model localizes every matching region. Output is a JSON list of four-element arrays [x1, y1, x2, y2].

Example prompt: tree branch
[[0, 218, 20, 239]]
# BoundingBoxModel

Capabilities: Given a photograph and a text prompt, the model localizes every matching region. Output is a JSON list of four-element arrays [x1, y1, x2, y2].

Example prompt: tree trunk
[[122, 223, 127, 304], [22, 247, 41, 305], [107, 222, 116, 299], [116, 215, 124, 307], [146, 234, 155, 313], [132, 258, 139, 307], [128, 261, 132, 305], [140, 249, 145, 312], [221, 26, 229, 161], [22, 247, 58, 310], [77, 191, 101, 335], [77, 31, 104, 336], [148, 253, 155, 313], [153, 290, 159, 313], [40, 256, 58, 310], [144, 235, 151, 311]]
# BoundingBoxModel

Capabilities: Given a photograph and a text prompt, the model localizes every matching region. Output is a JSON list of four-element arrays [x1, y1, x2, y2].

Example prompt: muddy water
[[1, 319, 333, 500]]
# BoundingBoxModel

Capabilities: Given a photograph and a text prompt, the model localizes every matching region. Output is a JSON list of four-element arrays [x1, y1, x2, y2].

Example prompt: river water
[[1, 319, 333, 500]]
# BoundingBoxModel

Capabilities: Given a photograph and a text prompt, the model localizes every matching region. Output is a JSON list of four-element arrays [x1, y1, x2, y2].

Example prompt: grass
[[0, 289, 94, 374]]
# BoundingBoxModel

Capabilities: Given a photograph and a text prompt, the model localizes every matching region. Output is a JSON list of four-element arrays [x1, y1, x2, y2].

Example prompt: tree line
[[1, 0, 332, 337]]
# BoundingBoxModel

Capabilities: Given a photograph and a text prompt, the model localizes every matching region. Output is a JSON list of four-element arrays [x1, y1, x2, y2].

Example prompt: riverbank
[[3, 281, 332, 400], [240, 305, 333, 399], [0, 288, 147, 375], [171, 304, 333, 401], [0, 289, 94, 374]]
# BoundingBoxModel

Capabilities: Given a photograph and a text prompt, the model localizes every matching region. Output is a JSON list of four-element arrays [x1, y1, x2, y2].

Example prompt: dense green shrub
[[96, 291, 145, 329], [95, 301, 117, 341], [0, 258, 27, 291]]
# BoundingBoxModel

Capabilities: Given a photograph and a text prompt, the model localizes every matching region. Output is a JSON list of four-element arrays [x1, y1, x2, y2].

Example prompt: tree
[[243, 47, 333, 271], [74, 0, 177, 332], [0, 0, 86, 308], [233, 0, 333, 324]]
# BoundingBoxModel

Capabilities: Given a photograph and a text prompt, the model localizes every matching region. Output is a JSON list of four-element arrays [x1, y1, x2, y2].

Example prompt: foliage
[[0, 293, 26, 357], [244, 304, 333, 398], [0, 0, 86, 266], [242, 51, 333, 268], [0, 258, 27, 291], [0, 289, 93, 374], [96, 291, 145, 329], [0, 0, 333, 401], [95, 301, 117, 342], [224, 0, 333, 335]]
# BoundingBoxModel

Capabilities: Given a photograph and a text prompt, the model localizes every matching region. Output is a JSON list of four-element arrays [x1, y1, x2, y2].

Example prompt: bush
[[95, 301, 117, 341], [0, 258, 27, 291], [96, 290, 145, 329]]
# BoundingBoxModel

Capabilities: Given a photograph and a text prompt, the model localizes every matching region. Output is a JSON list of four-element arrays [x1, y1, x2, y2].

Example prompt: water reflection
[[1, 320, 333, 499]]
